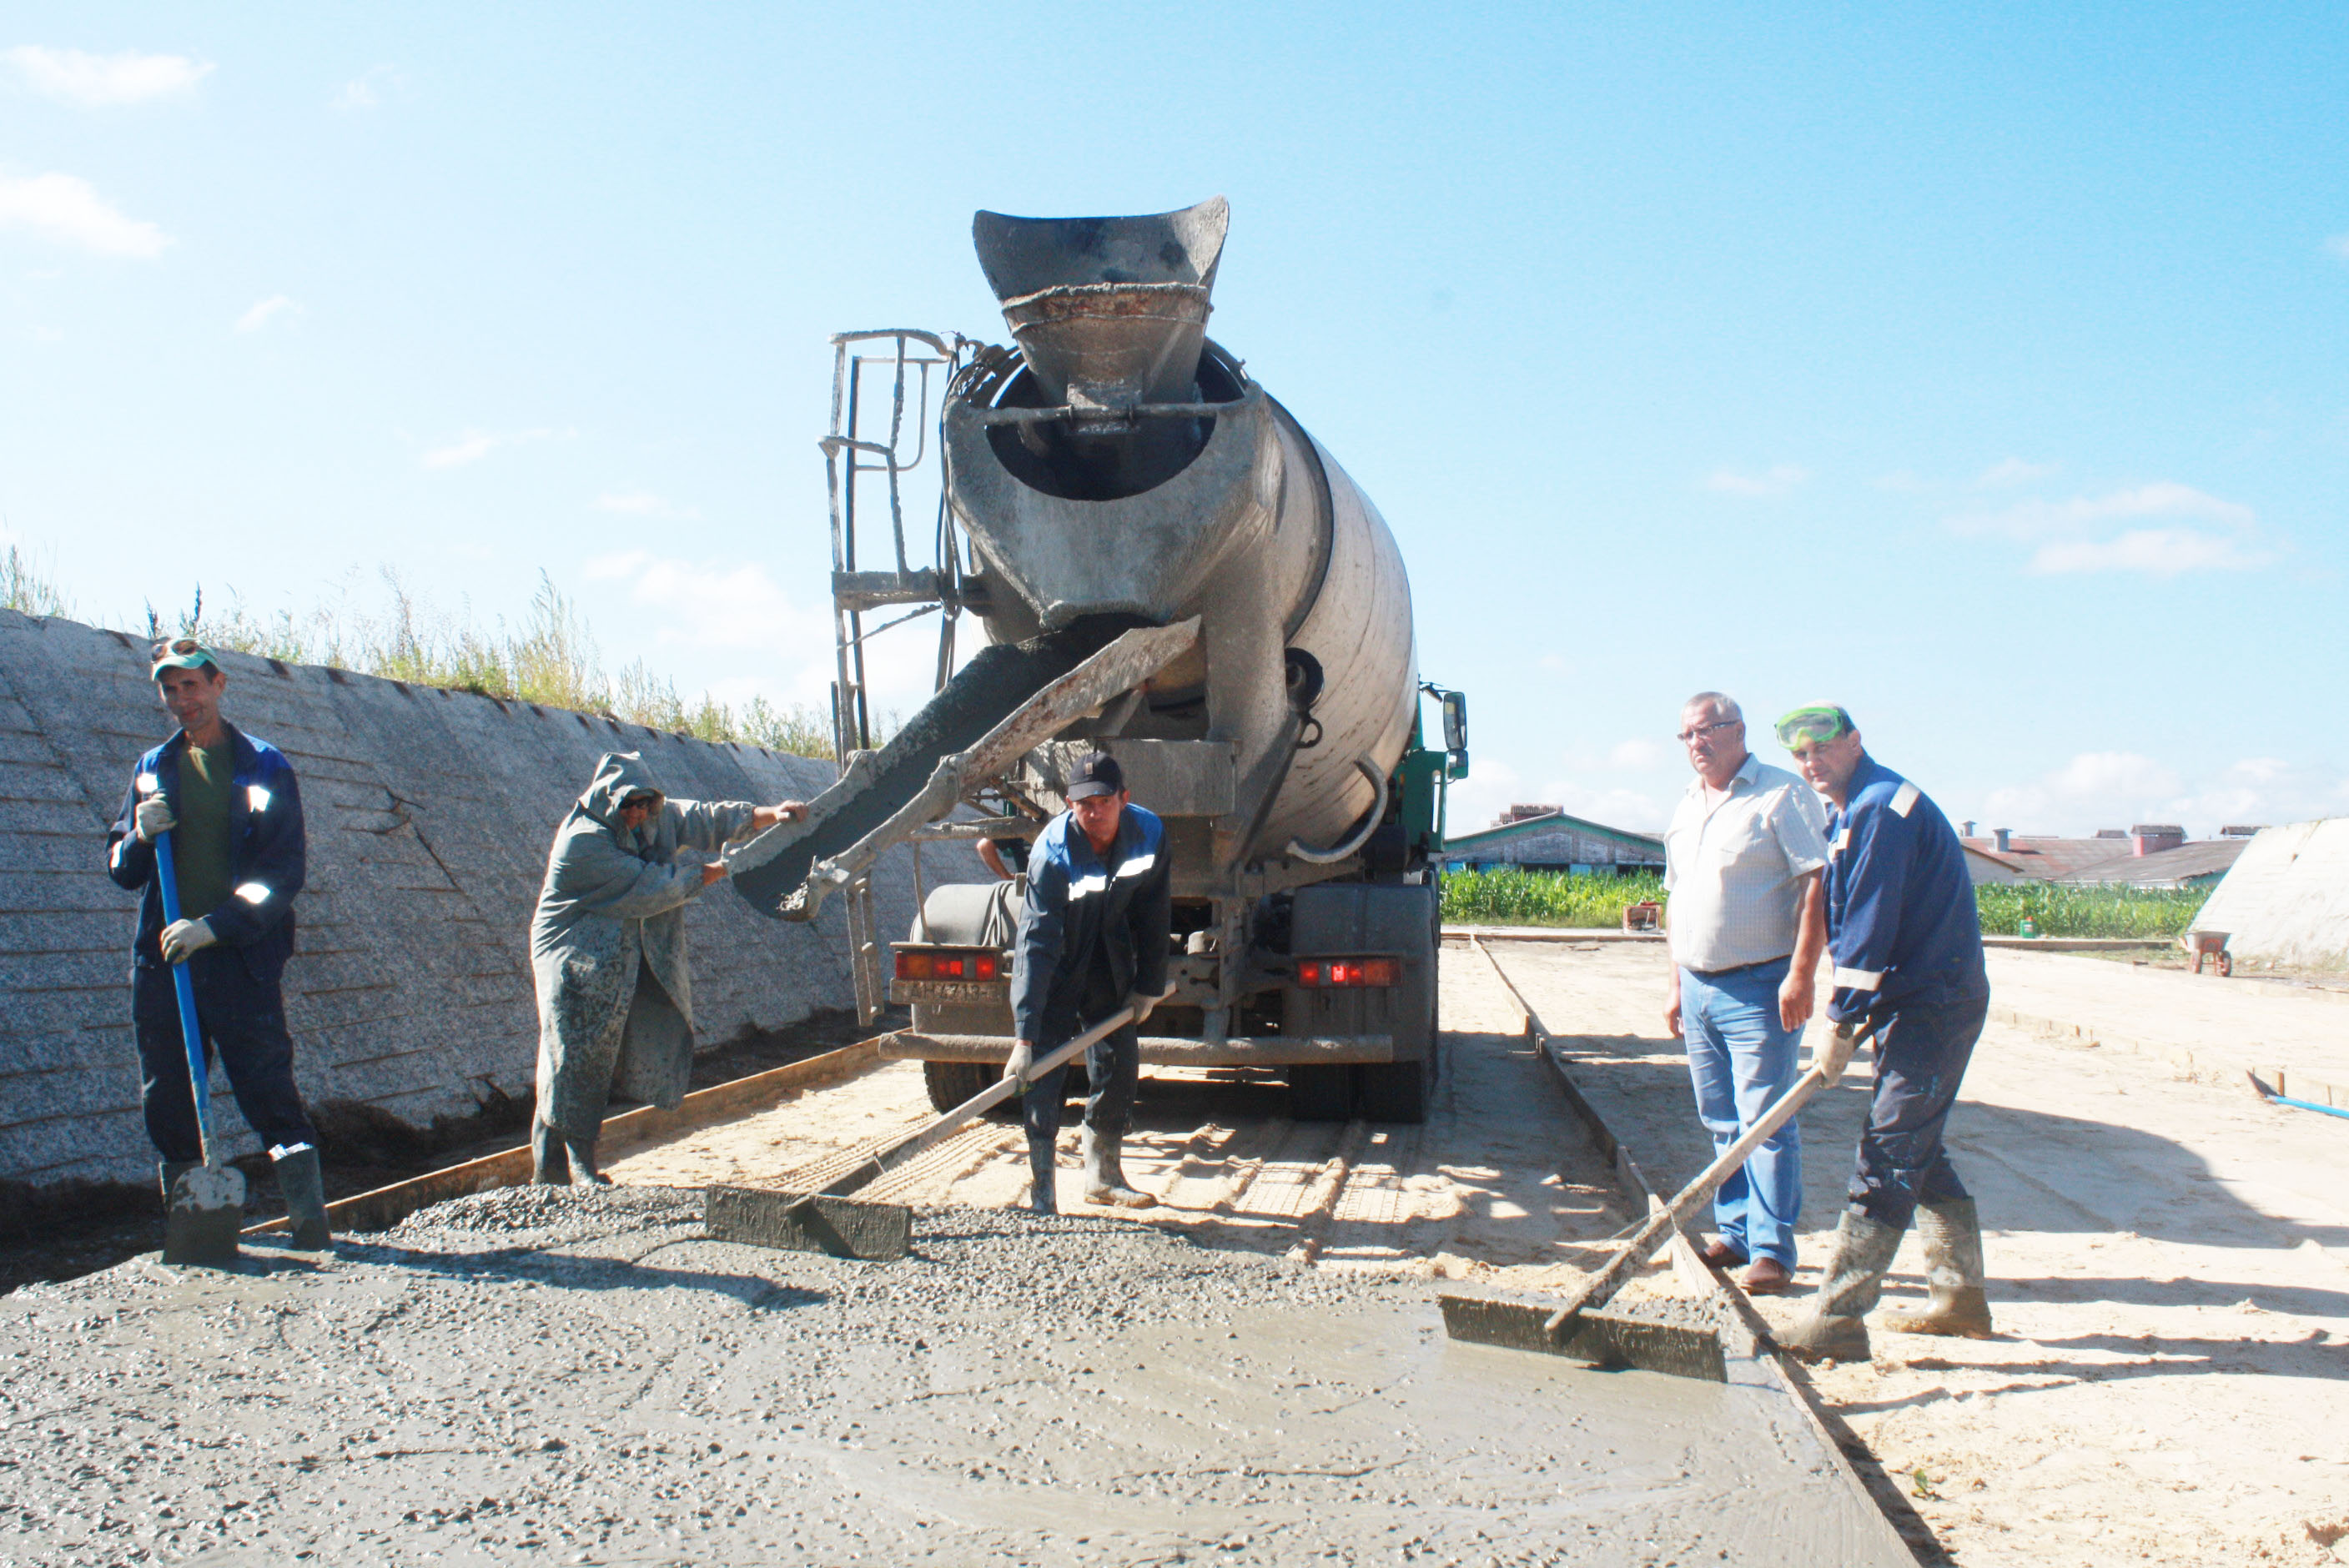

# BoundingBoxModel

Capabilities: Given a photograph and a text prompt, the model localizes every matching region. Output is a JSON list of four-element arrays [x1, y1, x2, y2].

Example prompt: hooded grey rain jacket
[[530, 752, 762, 1139]]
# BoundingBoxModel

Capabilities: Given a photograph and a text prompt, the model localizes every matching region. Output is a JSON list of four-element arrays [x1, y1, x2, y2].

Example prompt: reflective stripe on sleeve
[[247, 784, 272, 812], [1833, 965, 1883, 992], [234, 882, 272, 906], [137, 772, 159, 795], [1066, 873, 1107, 899], [1831, 828, 1850, 856], [1114, 852, 1156, 882], [1891, 782, 1920, 817]]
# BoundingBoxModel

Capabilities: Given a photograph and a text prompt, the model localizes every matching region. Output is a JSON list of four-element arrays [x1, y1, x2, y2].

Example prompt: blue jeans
[[1681, 958, 1803, 1266]]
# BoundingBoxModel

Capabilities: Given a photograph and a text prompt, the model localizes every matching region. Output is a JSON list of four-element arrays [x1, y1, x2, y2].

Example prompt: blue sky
[[3, 5, 2343, 837]]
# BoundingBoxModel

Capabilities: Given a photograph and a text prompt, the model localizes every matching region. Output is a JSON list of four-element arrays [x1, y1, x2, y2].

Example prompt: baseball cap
[[1774, 704, 1854, 750], [149, 637, 220, 677], [1065, 751, 1125, 801]]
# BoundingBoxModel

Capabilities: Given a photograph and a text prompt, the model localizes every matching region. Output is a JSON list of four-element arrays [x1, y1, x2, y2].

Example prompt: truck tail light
[[895, 948, 1002, 982], [1295, 957, 1400, 988]]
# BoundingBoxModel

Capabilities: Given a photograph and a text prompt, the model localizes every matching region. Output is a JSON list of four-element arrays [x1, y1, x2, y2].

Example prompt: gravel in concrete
[[0, 1185, 1898, 1566]]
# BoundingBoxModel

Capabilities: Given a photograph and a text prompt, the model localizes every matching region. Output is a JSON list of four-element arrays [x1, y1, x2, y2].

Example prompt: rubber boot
[[1081, 1127, 1155, 1209], [566, 1136, 612, 1188], [1026, 1136, 1059, 1217], [158, 1159, 200, 1204], [1878, 1198, 1994, 1339], [1781, 1211, 1904, 1364], [271, 1144, 332, 1251], [531, 1120, 571, 1186]]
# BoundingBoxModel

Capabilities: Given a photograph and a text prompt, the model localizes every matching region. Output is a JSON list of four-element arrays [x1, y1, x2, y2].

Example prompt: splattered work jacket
[[529, 752, 761, 1138], [1823, 755, 1987, 1025], [1010, 805, 1172, 1043], [106, 722, 304, 980]]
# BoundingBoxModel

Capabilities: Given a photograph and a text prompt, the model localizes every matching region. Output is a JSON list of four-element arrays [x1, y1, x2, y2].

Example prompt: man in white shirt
[[1662, 691, 1831, 1293]]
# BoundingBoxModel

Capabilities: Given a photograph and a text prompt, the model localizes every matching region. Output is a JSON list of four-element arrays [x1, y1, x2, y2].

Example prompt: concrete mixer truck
[[730, 198, 1468, 1123]]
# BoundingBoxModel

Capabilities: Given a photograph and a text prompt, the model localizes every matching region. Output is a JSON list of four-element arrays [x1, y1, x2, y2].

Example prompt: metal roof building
[[1443, 807, 1664, 875]]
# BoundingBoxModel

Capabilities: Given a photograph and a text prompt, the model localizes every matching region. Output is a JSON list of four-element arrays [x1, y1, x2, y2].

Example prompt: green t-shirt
[[174, 743, 234, 921]]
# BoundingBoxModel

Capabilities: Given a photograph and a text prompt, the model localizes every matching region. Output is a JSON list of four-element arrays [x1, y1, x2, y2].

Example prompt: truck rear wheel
[[1355, 1041, 1436, 1123], [1288, 1064, 1354, 1122], [923, 1060, 1021, 1121]]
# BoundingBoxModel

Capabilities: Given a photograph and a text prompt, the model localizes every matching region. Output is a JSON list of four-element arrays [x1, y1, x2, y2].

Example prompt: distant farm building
[[1445, 806, 1665, 876], [1954, 822, 2249, 890], [2189, 819, 2349, 973]]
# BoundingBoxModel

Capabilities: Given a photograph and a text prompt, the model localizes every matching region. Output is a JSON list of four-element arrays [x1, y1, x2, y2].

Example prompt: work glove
[[134, 796, 176, 842], [1816, 1020, 1863, 1087], [1124, 989, 1160, 1026], [1002, 1038, 1035, 1085], [159, 917, 217, 963]]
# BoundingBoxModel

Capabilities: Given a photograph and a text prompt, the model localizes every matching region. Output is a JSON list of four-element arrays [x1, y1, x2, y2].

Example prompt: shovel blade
[[1439, 1287, 1727, 1383], [163, 1164, 248, 1269], [706, 1185, 912, 1261]]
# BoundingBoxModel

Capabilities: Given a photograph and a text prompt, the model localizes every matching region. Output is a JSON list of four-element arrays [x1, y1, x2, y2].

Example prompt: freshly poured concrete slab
[[0, 1188, 1904, 1566]]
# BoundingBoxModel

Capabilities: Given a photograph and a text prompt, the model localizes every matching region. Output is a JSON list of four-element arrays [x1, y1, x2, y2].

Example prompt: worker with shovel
[[529, 753, 805, 1185], [105, 639, 330, 1251], [1005, 751, 1173, 1215], [1774, 705, 1994, 1362]]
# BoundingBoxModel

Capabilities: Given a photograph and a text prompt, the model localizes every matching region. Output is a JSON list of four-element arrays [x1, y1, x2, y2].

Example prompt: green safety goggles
[[1774, 705, 1854, 750]]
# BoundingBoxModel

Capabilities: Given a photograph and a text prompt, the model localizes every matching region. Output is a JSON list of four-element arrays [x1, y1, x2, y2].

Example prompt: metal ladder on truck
[[819, 330, 968, 1025]]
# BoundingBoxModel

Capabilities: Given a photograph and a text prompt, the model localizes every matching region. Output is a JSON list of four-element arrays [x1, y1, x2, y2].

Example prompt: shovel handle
[[1542, 1016, 1880, 1334], [805, 989, 1173, 1205], [153, 829, 217, 1166]]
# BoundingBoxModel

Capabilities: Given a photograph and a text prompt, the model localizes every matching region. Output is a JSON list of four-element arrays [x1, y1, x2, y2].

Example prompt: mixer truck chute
[[728, 198, 1468, 1123]]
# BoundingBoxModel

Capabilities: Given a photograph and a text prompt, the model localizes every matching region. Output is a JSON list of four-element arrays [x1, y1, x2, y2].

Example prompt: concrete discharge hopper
[[973, 197, 1229, 422]]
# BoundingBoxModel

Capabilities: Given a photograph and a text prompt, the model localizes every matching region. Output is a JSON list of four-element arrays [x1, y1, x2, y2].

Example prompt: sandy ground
[[611, 954, 1667, 1294], [1983, 947, 2349, 1098], [0, 960, 1914, 1567], [1481, 937, 2349, 1568]]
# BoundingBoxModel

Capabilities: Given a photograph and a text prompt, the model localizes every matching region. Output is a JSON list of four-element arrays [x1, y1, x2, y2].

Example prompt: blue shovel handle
[[153, 829, 215, 1164]]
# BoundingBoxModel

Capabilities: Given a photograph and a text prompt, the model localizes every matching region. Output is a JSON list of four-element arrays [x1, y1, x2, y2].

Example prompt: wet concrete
[[0, 1187, 1902, 1566]]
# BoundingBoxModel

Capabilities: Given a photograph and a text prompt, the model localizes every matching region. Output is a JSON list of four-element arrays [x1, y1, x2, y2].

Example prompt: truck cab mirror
[[1441, 691, 1468, 755]]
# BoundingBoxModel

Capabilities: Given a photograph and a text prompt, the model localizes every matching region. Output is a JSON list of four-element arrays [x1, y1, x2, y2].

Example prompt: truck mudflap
[[881, 1031, 1402, 1068]]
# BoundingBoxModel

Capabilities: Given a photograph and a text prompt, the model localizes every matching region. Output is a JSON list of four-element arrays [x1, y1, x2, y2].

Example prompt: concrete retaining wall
[[2189, 818, 2349, 974], [0, 608, 981, 1189]]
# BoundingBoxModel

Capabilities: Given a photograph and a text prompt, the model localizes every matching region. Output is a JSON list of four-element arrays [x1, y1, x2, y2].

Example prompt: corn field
[[1442, 867, 2207, 938], [1971, 882, 2206, 938], [1441, 868, 1667, 928]]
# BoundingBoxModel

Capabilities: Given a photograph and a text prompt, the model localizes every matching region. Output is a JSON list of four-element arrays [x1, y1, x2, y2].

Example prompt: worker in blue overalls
[[106, 639, 331, 1250], [1773, 706, 1994, 1362], [1004, 751, 1173, 1216]]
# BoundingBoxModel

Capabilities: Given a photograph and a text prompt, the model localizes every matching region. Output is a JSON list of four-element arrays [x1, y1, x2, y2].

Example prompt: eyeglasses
[[619, 794, 660, 812], [1677, 719, 1740, 744], [153, 638, 204, 658]]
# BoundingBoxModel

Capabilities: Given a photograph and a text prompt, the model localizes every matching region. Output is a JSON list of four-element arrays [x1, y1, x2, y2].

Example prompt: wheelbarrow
[[2185, 930, 2231, 977]]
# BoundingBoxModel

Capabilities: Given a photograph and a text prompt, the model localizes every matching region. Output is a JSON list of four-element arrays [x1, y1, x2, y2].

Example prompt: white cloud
[[1706, 464, 1809, 497], [332, 67, 400, 110], [420, 427, 572, 469], [595, 490, 700, 520], [1975, 752, 2339, 837], [2026, 527, 2273, 575], [234, 294, 299, 333], [1974, 457, 2056, 489], [0, 172, 169, 257], [1949, 481, 2272, 576], [3, 46, 211, 105]]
